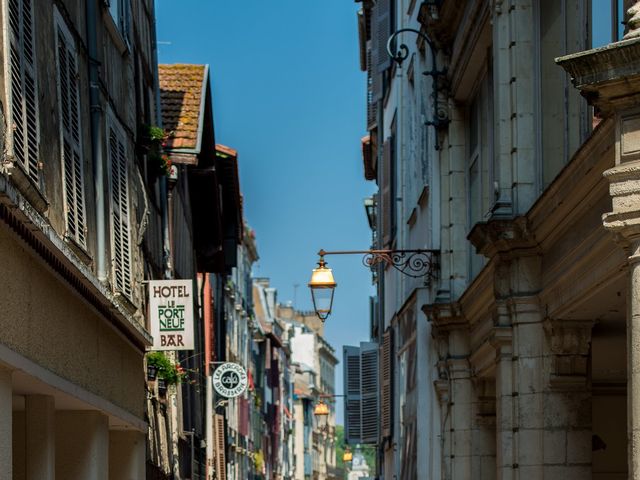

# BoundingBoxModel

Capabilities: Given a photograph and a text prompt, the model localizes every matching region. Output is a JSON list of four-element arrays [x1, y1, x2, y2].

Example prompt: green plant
[[146, 352, 185, 385], [137, 125, 172, 176]]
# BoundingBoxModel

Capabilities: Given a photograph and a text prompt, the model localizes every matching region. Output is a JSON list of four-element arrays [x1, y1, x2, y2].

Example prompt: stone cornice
[[556, 37, 640, 114], [468, 217, 539, 260], [422, 301, 467, 334]]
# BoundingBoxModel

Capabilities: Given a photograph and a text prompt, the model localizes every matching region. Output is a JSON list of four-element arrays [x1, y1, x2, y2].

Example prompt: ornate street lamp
[[308, 256, 337, 321], [308, 248, 438, 321]]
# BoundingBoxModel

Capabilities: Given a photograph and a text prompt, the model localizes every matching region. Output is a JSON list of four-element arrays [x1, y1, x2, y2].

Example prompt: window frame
[[54, 8, 88, 251]]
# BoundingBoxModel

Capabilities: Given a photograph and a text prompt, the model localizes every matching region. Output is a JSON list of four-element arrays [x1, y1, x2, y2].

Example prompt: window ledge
[[8, 163, 48, 213], [64, 235, 92, 266], [102, 9, 129, 56]]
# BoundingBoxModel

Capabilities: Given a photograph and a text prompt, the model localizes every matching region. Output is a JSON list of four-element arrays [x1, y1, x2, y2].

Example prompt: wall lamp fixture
[[308, 249, 438, 321]]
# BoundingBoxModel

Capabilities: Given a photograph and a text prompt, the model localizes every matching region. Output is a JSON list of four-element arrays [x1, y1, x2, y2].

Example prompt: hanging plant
[[137, 125, 173, 176], [146, 352, 186, 386]]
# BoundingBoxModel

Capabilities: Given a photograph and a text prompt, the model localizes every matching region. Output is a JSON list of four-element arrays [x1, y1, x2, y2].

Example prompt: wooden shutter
[[343, 345, 362, 444], [55, 12, 86, 248], [375, 0, 392, 74], [381, 139, 392, 247], [7, 0, 39, 183], [381, 330, 393, 438], [366, 46, 378, 130], [107, 114, 133, 299], [360, 341, 379, 444], [214, 413, 227, 480]]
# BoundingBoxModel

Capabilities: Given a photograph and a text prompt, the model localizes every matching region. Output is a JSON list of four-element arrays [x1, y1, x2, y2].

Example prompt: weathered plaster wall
[[0, 227, 144, 417]]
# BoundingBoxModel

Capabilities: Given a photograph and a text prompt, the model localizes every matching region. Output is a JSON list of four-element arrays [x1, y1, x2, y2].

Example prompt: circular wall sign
[[213, 363, 248, 398]]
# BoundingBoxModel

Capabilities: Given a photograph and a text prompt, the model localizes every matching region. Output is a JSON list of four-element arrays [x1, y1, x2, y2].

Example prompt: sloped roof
[[158, 64, 209, 152]]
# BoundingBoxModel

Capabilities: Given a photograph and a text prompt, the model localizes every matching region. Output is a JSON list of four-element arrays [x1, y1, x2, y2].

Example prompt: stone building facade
[[357, 0, 640, 478], [0, 0, 161, 478]]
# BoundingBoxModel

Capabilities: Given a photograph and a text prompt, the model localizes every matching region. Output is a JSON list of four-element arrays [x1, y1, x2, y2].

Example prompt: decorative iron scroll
[[361, 250, 438, 284]]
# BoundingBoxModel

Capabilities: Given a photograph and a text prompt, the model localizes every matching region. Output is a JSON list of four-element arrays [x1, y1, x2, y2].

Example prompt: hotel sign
[[149, 280, 194, 350]]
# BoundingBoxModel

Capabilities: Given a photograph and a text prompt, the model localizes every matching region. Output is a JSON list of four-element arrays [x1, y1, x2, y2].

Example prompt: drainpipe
[[86, 0, 106, 281]]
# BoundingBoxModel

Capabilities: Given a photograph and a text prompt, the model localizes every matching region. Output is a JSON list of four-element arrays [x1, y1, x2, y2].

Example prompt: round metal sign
[[213, 363, 248, 398]]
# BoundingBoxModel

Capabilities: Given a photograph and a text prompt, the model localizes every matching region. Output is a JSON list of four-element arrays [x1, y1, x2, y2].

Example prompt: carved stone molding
[[625, 1, 640, 39], [544, 318, 594, 390], [556, 37, 640, 115], [468, 217, 539, 260], [422, 301, 467, 335]]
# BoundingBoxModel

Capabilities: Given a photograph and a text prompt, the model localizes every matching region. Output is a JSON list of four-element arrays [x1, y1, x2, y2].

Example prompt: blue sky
[[156, 1, 376, 424]]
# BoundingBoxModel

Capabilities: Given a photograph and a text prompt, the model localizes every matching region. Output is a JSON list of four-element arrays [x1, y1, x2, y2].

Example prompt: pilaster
[[0, 367, 12, 480]]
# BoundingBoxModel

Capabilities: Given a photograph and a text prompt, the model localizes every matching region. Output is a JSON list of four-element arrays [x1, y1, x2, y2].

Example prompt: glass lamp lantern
[[308, 257, 337, 321]]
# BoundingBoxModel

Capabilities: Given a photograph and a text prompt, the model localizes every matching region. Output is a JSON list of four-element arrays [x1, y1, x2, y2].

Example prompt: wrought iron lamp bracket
[[317, 248, 439, 286], [386, 27, 449, 149]]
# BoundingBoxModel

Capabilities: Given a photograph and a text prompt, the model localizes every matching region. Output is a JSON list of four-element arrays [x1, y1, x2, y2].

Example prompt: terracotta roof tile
[[158, 64, 207, 152]]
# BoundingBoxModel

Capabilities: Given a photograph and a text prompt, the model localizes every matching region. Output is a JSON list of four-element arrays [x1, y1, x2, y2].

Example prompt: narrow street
[[0, 1, 639, 479]]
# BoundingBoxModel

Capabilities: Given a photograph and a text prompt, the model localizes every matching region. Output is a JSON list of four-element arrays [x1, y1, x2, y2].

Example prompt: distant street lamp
[[308, 249, 438, 321], [313, 400, 331, 417], [343, 447, 353, 463]]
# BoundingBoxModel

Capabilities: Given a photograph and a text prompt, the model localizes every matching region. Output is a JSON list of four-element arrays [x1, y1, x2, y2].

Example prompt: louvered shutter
[[55, 13, 86, 248], [7, 0, 39, 183], [214, 413, 227, 480], [369, 3, 382, 107], [376, 0, 392, 74], [360, 341, 379, 444], [107, 114, 133, 299], [381, 139, 392, 247], [343, 345, 362, 445], [381, 330, 393, 438], [366, 45, 378, 130]]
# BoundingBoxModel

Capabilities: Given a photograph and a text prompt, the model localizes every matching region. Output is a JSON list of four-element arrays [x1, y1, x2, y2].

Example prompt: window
[[6, 0, 39, 184], [107, 0, 131, 46], [591, 0, 624, 47], [467, 68, 493, 278], [107, 111, 133, 299], [55, 10, 87, 248]]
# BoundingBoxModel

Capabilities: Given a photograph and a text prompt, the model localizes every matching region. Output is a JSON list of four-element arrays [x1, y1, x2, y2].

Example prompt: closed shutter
[[55, 12, 86, 248], [7, 0, 39, 183], [107, 113, 133, 299], [366, 46, 378, 130], [360, 341, 379, 444], [381, 139, 392, 247], [214, 414, 227, 480], [375, 0, 392, 74], [381, 330, 393, 438], [343, 345, 362, 445]]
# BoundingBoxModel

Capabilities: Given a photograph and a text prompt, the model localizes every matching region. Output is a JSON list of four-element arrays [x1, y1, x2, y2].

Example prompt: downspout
[[203, 273, 214, 480], [86, 0, 106, 281]]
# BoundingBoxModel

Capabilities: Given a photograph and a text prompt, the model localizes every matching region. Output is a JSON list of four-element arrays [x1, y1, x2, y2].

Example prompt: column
[[25, 395, 55, 480], [0, 368, 12, 480], [629, 239, 640, 476], [109, 430, 145, 480], [55, 411, 108, 480]]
